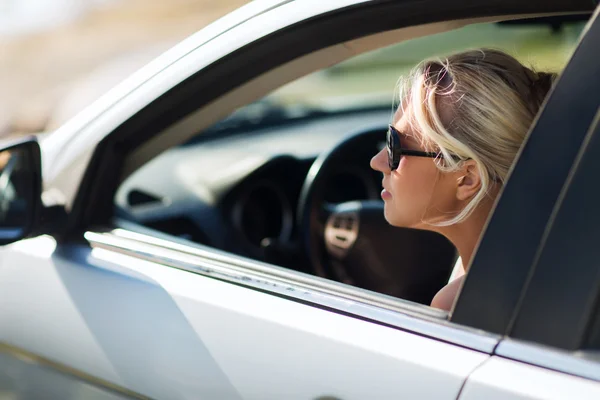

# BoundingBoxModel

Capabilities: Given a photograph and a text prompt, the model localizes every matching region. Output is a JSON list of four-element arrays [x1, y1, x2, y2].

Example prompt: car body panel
[[496, 339, 600, 383], [459, 357, 600, 400], [87, 227, 501, 352], [0, 236, 487, 399]]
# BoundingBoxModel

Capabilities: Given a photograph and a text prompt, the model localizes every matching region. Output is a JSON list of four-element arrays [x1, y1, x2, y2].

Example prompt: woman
[[370, 49, 555, 311]]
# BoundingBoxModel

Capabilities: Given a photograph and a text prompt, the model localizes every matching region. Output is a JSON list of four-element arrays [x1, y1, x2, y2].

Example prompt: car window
[[114, 17, 586, 306]]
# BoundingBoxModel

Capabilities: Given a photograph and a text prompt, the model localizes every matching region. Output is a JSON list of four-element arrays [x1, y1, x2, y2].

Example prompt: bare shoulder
[[430, 275, 466, 311]]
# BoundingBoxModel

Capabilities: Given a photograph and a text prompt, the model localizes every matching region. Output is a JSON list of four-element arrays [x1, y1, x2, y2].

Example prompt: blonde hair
[[397, 48, 556, 225]]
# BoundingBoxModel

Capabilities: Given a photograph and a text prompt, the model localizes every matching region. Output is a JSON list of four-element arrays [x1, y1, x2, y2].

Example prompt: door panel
[[459, 357, 600, 400], [0, 236, 488, 399]]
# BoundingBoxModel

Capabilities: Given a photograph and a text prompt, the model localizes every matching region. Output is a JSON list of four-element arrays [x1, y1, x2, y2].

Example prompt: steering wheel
[[297, 126, 456, 303]]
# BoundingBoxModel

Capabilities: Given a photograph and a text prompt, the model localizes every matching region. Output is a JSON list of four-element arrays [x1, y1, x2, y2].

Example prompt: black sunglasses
[[387, 124, 438, 170]]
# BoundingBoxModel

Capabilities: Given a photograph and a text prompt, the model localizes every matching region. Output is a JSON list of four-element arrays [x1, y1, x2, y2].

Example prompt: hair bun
[[530, 71, 557, 106]]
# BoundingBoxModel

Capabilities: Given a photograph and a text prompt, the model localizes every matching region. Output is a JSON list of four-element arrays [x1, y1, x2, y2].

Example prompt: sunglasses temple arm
[[401, 149, 439, 158]]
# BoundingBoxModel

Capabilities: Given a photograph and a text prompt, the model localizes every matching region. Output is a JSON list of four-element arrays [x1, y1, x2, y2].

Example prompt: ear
[[455, 160, 481, 201]]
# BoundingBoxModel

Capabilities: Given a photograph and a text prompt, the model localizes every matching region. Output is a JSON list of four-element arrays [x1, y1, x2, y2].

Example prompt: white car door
[[1, 230, 491, 399]]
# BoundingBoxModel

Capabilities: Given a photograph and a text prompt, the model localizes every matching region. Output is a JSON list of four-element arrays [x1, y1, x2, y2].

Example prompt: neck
[[434, 194, 498, 270]]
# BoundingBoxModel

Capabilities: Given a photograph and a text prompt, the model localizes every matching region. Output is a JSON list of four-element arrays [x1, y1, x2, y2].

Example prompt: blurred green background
[[271, 20, 585, 110]]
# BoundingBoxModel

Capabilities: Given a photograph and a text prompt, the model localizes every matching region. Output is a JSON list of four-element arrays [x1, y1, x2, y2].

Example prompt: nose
[[370, 147, 390, 173]]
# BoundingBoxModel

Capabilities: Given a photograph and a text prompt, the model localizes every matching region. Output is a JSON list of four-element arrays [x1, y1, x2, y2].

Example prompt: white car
[[1, 0, 600, 399]]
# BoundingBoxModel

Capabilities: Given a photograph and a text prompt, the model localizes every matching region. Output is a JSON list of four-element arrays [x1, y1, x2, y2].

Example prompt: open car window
[[113, 17, 587, 311]]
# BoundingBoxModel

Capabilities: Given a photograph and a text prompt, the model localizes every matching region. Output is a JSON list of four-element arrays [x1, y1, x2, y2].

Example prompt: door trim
[[496, 338, 600, 382], [86, 226, 500, 353]]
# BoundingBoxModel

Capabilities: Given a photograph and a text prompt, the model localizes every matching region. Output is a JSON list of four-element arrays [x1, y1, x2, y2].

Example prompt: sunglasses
[[387, 124, 439, 170]]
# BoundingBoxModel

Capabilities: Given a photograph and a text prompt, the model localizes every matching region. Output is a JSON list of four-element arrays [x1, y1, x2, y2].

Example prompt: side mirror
[[0, 137, 42, 245]]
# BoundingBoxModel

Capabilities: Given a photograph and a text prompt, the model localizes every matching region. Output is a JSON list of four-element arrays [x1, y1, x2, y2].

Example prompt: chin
[[383, 206, 419, 229], [382, 204, 393, 224], [383, 207, 402, 227]]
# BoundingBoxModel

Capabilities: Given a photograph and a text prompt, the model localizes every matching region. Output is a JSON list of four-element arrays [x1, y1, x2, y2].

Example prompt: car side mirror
[[0, 137, 42, 245]]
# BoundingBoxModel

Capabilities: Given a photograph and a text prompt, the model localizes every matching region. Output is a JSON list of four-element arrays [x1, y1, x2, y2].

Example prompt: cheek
[[426, 172, 459, 212], [391, 158, 433, 193], [386, 159, 439, 221]]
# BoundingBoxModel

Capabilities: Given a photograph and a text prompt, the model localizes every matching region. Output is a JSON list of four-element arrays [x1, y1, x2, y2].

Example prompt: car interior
[[113, 14, 589, 306]]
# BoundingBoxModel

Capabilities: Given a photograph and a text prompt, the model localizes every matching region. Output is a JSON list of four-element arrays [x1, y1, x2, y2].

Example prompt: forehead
[[393, 94, 452, 140], [391, 101, 439, 151], [392, 105, 417, 137], [392, 104, 404, 125]]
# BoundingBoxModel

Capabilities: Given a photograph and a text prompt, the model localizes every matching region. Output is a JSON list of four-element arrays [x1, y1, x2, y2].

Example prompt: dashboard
[[115, 108, 389, 268]]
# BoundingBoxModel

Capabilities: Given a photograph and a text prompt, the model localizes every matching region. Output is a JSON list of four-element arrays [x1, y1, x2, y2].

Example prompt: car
[[1, 0, 600, 398]]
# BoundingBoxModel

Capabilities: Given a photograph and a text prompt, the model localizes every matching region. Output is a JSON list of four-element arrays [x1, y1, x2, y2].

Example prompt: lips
[[381, 181, 392, 200]]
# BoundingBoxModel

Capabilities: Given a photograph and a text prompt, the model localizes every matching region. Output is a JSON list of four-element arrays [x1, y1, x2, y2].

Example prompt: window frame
[[65, 0, 596, 345], [85, 224, 502, 352]]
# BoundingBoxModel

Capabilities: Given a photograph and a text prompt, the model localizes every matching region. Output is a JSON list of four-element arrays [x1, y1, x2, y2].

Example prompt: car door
[[0, 0, 596, 399], [1, 229, 493, 399], [458, 5, 600, 399]]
